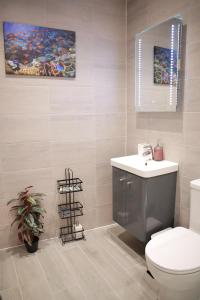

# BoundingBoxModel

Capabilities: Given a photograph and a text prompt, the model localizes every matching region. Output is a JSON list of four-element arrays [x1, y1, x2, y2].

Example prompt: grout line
[[12, 255, 24, 300], [0, 224, 115, 252], [35, 252, 56, 300], [125, 0, 128, 155], [49, 241, 88, 300], [77, 244, 120, 300], [0, 236, 58, 252]]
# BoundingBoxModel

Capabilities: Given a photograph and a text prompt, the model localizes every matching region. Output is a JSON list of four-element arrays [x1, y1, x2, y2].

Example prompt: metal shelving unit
[[57, 168, 85, 244]]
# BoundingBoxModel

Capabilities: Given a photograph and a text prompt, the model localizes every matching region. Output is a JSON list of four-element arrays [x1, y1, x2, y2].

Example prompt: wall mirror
[[135, 16, 182, 112]]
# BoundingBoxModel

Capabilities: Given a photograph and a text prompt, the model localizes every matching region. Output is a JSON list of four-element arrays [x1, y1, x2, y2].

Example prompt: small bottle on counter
[[153, 143, 164, 161]]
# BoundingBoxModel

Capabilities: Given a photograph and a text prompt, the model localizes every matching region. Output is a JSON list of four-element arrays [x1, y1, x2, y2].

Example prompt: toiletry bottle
[[153, 143, 164, 161]]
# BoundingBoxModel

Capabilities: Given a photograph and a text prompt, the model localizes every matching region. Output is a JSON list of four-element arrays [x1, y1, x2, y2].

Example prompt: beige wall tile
[[76, 185, 96, 210], [93, 37, 125, 65], [0, 224, 21, 249], [183, 113, 200, 147], [0, 0, 47, 24], [185, 42, 200, 79], [0, 0, 125, 249], [79, 208, 97, 230], [50, 114, 95, 142], [0, 115, 50, 143], [96, 163, 112, 186], [49, 87, 95, 115], [53, 163, 96, 186], [184, 79, 200, 112], [96, 203, 113, 227], [96, 184, 112, 207], [95, 87, 125, 114], [0, 85, 50, 115], [93, 63, 125, 88], [93, 0, 125, 17], [96, 137, 125, 165], [0, 205, 12, 226], [96, 113, 125, 139], [50, 141, 96, 167], [2, 168, 54, 199], [1, 142, 51, 172], [46, 0, 93, 31]]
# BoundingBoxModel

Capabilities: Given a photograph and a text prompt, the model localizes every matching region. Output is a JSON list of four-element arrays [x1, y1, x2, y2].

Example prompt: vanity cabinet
[[112, 167, 177, 242]]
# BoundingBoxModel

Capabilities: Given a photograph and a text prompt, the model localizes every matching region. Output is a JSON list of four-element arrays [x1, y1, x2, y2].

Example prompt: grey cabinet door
[[112, 167, 128, 227], [125, 172, 146, 242], [112, 167, 146, 241]]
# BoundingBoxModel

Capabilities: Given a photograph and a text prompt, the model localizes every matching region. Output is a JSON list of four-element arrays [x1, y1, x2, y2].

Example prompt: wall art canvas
[[3, 22, 76, 78], [153, 46, 177, 85]]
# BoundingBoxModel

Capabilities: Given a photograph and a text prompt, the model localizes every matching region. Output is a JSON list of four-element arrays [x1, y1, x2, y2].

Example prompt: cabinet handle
[[119, 178, 126, 182], [127, 181, 133, 185]]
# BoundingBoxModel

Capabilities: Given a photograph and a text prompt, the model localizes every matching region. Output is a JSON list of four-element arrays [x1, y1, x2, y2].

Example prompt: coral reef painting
[[154, 46, 177, 85], [3, 22, 76, 78]]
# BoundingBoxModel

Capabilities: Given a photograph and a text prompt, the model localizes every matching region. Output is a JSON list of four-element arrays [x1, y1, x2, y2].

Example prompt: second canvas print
[[153, 46, 177, 85], [3, 21, 76, 78]]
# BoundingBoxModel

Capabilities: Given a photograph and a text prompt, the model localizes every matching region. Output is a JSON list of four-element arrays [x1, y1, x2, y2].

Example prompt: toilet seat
[[145, 227, 200, 275]]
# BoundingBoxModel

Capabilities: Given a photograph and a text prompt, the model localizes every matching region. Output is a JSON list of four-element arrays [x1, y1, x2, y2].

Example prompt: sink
[[111, 155, 178, 178]]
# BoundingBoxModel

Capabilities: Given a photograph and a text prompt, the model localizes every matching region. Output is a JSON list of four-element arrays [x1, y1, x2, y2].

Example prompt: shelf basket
[[58, 202, 83, 219]]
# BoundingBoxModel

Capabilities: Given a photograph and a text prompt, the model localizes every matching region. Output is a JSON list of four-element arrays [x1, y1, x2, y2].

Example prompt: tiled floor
[[0, 225, 156, 300]]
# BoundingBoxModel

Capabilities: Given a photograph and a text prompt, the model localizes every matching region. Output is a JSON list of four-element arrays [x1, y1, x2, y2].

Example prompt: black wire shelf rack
[[57, 168, 85, 244]]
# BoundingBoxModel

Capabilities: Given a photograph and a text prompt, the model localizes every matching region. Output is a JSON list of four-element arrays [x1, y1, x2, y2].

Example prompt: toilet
[[145, 179, 200, 300]]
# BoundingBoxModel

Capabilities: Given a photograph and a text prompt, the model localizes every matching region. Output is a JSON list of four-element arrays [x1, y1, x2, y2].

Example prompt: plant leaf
[[9, 205, 24, 211], [18, 232, 23, 241], [32, 206, 46, 214], [11, 215, 21, 227], [27, 196, 37, 206], [30, 193, 46, 197], [7, 198, 18, 206]]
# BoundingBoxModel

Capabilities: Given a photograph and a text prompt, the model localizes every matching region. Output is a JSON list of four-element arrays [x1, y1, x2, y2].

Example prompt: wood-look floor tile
[[0, 226, 157, 300], [37, 243, 76, 294], [54, 285, 87, 300], [13, 247, 45, 286], [0, 287, 22, 300], [0, 251, 18, 290], [20, 278, 53, 300], [61, 246, 120, 300]]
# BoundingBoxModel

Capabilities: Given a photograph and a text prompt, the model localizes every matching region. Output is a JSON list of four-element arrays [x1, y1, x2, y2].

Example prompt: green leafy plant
[[7, 186, 46, 246]]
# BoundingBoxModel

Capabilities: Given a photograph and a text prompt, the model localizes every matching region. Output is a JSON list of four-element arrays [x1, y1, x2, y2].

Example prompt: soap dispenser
[[153, 143, 164, 161]]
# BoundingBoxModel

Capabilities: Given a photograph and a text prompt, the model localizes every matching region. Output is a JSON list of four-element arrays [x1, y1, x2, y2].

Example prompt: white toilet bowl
[[145, 227, 200, 300]]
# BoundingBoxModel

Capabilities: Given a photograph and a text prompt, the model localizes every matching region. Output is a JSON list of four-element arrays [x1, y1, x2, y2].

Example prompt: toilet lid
[[145, 227, 200, 274]]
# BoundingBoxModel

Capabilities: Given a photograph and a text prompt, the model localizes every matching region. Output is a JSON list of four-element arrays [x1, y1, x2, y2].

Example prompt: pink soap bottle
[[153, 143, 164, 161]]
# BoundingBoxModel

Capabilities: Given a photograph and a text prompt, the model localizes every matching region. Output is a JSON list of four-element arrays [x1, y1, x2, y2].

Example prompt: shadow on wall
[[136, 25, 187, 134]]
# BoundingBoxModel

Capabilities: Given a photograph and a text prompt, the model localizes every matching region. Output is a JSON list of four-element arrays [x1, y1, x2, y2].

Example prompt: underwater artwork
[[3, 22, 76, 78], [153, 46, 177, 85]]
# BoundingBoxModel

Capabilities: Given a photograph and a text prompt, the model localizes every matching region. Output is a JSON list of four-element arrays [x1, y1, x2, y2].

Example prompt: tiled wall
[[127, 0, 200, 227], [0, 0, 126, 248]]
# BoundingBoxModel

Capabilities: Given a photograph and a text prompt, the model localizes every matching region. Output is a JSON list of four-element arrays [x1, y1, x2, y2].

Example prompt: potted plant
[[7, 186, 46, 253]]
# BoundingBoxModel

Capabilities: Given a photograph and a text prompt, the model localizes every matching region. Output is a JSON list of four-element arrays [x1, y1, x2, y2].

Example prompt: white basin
[[110, 155, 178, 178]]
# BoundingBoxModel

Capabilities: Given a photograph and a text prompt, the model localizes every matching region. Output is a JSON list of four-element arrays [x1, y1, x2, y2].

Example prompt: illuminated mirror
[[135, 17, 182, 112]]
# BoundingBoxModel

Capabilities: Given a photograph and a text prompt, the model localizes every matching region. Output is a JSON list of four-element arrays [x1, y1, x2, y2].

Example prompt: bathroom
[[0, 0, 200, 299]]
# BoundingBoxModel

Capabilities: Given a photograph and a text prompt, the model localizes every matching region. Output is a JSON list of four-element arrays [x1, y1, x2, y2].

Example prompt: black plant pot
[[24, 236, 39, 253]]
